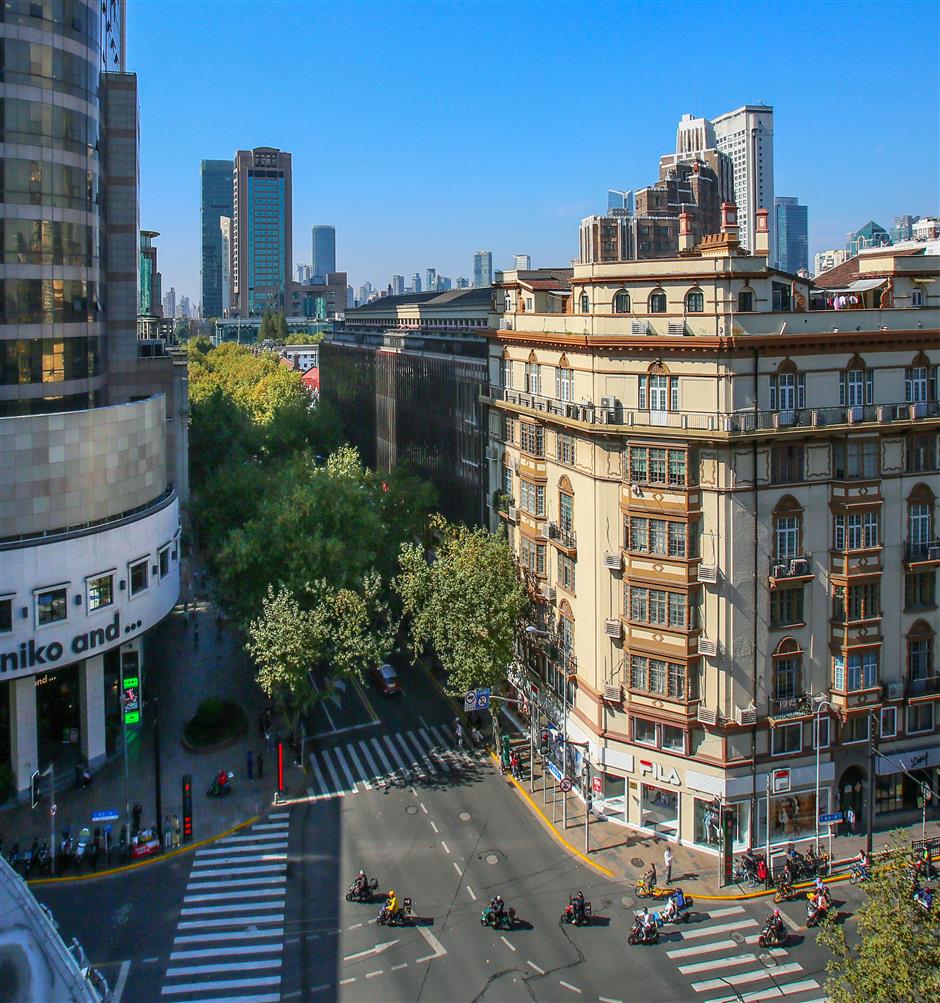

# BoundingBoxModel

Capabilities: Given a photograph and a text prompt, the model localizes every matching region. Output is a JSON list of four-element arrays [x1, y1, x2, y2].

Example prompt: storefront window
[[640, 783, 679, 836], [876, 769, 934, 815], [757, 790, 821, 843], [693, 799, 745, 850]]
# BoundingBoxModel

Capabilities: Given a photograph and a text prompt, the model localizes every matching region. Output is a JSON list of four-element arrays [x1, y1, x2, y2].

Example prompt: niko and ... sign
[[0, 613, 122, 674]]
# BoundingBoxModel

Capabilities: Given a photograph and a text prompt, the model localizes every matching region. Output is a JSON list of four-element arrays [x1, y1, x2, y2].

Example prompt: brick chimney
[[720, 202, 739, 239], [754, 208, 770, 257], [678, 212, 694, 253]]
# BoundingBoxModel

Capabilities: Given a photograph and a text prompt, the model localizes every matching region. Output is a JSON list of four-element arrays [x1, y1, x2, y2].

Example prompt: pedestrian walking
[[257, 752, 264, 779], [846, 806, 856, 834], [170, 814, 181, 848], [664, 846, 674, 885], [246, 748, 254, 780], [510, 751, 521, 780]]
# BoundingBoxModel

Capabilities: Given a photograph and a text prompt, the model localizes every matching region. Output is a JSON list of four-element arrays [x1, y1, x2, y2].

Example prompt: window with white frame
[[555, 366, 574, 401], [775, 513, 800, 560], [501, 464, 513, 497], [843, 715, 870, 743], [159, 545, 171, 580], [649, 290, 667, 313], [0, 595, 13, 634], [518, 480, 545, 516], [833, 440, 879, 479], [86, 572, 114, 611], [771, 722, 802, 756], [129, 558, 149, 597], [834, 510, 880, 550], [769, 371, 805, 411], [912, 288, 924, 307], [905, 365, 937, 403], [686, 290, 704, 313], [36, 585, 67, 626], [662, 724, 685, 751], [839, 367, 873, 408], [908, 499, 933, 546], [500, 358, 513, 388], [834, 650, 879, 691], [519, 538, 545, 576], [633, 717, 657, 746], [813, 715, 831, 750], [556, 433, 575, 465], [524, 362, 541, 395], [907, 703, 933, 734], [638, 373, 679, 411], [613, 290, 631, 313]]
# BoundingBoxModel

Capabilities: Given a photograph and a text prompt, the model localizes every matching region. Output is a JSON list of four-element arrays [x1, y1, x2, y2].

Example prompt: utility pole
[[866, 708, 877, 857]]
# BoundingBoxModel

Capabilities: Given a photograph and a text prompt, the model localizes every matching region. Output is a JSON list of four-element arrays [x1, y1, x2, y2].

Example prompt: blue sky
[[130, 0, 939, 306]]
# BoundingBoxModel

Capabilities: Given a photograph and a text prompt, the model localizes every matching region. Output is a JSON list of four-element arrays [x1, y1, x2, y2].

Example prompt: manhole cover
[[459, 812, 471, 822], [405, 805, 418, 815], [630, 857, 645, 868], [485, 853, 500, 865], [760, 953, 778, 967], [731, 932, 745, 944], [621, 895, 635, 908]]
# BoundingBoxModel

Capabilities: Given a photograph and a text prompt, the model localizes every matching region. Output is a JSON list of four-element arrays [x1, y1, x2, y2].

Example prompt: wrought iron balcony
[[904, 541, 940, 565], [548, 522, 577, 550], [768, 694, 814, 720], [908, 675, 940, 697]]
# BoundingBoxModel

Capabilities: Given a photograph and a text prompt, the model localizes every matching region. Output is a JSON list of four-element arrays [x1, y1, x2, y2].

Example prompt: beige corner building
[[484, 205, 940, 859]]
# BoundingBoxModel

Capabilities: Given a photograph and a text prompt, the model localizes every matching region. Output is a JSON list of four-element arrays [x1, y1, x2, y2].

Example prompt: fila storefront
[[587, 739, 836, 856]]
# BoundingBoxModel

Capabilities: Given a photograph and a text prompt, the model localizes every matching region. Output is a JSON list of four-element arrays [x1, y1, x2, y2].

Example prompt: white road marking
[[308, 756, 335, 800], [339, 977, 356, 985], [527, 960, 545, 975], [192, 854, 286, 867], [269, 812, 290, 819], [467, 885, 477, 900], [415, 925, 447, 962], [250, 822, 290, 831], [679, 918, 759, 940], [430, 820, 439, 833], [142, 957, 159, 964], [366, 970, 383, 978], [186, 876, 286, 891], [186, 864, 286, 878], [598, 997, 622, 1003], [349, 922, 362, 930], [184, 888, 285, 903], [500, 935, 516, 952], [391, 963, 408, 971], [322, 748, 356, 795], [383, 735, 409, 779], [344, 743, 373, 789], [679, 953, 760, 975], [441, 841, 450, 854], [112, 960, 131, 1003], [356, 739, 383, 781], [174, 929, 283, 944], [180, 900, 284, 915], [370, 736, 396, 776], [170, 945, 284, 961], [181, 996, 280, 1003], [559, 981, 582, 994], [404, 730, 438, 773], [691, 962, 803, 993], [177, 914, 284, 930], [333, 745, 364, 791], [165, 959, 281, 977], [161, 975, 280, 995], [704, 905, 746, 918], [216, 832, 289, 843], [668, 938, 741, 958], [342, 940, 399, 962], [420, 803, 428, 814], [703, 980, 820, 1003], [453, 862, 462, 876]]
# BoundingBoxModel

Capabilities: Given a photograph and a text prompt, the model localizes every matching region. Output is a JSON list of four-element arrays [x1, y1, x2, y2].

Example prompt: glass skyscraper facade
[[774, 197, 808, 274], [201, 159, 233, 318], [311, 225, 336, 282], [473, 250, 493, 288]]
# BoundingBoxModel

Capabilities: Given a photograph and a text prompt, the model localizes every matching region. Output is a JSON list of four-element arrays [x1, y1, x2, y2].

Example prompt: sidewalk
[[508, 751, 940, 899], [0, 555, 306, 875]]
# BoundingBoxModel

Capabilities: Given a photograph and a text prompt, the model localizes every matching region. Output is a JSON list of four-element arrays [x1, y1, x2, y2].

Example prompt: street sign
[[560, 778, 572, 793], [772, 768, 790, 793], [591, 776, 603, 794], [123, 676, 140, 726], [92, 810, 120, 822], [819, 811, 844, 825], [464, 689, 476, 712], [547, 761, 563, 783], [474, 688, 491, 710]]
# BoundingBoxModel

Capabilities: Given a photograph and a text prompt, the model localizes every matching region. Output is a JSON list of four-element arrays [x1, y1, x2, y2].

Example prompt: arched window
[[907, 484, 935, 558], [773, 496, 802, 562], [649, 289, 667, 313], [840, 354, 873, 408], [905, 353, 937, 404], [579, 292, 590, 314], [613, 289, 631, 314], [558, 475, 574, 543], [738, 287, 754, 312], [769, 359, 805, 413], [907, 620, 935, 686], [524, 350, 541, 394], [638, 361, 679, 415], [685, 288, 705, 313], [772, 638, 803, 702]]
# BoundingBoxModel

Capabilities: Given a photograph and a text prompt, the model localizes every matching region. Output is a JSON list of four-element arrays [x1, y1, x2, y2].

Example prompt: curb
[[26, 813, 259, 886]]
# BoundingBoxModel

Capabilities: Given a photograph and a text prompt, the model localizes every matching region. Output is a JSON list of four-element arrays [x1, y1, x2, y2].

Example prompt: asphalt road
[[33, 662, 858, 1003]]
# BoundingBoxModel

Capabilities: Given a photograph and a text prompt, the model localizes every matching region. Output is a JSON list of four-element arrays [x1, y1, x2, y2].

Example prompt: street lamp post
[[812, 696, 834, 860]]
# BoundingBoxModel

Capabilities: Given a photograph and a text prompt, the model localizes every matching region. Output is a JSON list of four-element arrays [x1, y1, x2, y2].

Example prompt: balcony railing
[[904, 541, 940, 564], [484, 385, 940, 437], [548, 522, 577, 550], [768, 694, 814, 720], [908, 675, 940, 697], [769, 554, 813, 579]]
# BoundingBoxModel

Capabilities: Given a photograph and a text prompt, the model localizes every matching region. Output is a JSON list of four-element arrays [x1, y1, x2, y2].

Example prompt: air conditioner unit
[[735, 706, 757, 727], [603, 684, 622, 703], [771, 563, 788, 579], [697, 564, 718, 584], [631, 321, 647, 336], [541, 584, 556, 602], [789, 558, 810, 576], [847, 406, 863, 424], [578, 404, 594, 423], [697, 706, 718, 725], [596, 408, 616, 424], [911, 402, 928, 420], [604, 618, 623, 639], [600, 396, 615, 410], [667, 321, 686, 336], [485, 445, 499, 461], [698, 638, 718, 657], [884, 681, 904, 701], [604, 552, 623, 571], [877, 405, 891, 422], [811, 410, 824, 427]]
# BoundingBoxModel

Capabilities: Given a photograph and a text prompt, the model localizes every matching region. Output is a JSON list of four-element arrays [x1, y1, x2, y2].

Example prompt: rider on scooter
[[385, 889, 399, 919], [355, 870, 368, 895], [572, 890, 586, 923], [662, 887, 686, 923], [766, 907, 785, 940]]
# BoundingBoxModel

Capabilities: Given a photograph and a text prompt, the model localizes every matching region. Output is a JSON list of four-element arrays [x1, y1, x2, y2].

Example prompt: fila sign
[[638, 759, 681, 787]]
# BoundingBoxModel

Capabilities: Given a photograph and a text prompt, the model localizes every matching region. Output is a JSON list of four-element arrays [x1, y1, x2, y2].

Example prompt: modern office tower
[[893, 215, 920, 243], [426, 268, 437, 292], [391, 275, 405, 295], [412, 272, 422, 293], [439, 276, 452, 291], [457, 277, 469, 289], [486, 207, 940, 855], [200, 159, 233, 319], [513, 254, 532, 270], [608, 190, 634, 213], [219, 217, 231, 313], [846, 221, 891, 257], [474, 250, 493, 288], [180, 295, 191, 319], [232, 147, 293, 315], [139, 230, 161, 316], [0, 0, 187, 799], [163, 287, 177, 320], [296, 264, 307, 283], [774, 197, 809, 274], [311, 225, 336, 282], [711, 105, 774, 256], [347, 285, 354, 308]]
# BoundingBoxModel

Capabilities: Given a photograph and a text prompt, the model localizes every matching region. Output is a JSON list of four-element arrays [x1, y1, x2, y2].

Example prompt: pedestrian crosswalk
[[307, 725, 477, 800], [161, 812, 291, 1002], [662, 904, 826, 1003]]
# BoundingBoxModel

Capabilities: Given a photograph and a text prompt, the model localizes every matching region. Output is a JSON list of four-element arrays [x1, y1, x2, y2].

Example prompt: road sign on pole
[[464, 689, 477, 712], [819, 811, 844, 825], [772, 768, 790, 793], [474, 688, 491, 710], [560, 778, 572, 793], [92, 810, 119, 822]]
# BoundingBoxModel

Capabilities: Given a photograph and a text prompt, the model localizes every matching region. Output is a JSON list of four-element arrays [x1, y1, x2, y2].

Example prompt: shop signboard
[[591, 775, 603, 794], [819, 811, 844, 825], [772, 768, 790, 793], [122, 649, 140, 725], [547, 761, 563, 783]]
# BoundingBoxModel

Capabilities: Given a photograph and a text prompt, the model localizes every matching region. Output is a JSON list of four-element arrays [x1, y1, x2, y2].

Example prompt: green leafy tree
[[818, 832, 940, 1002], [258, 308, 274, 341], [395, 517, 530, 695], [276, 312, 290, 343]]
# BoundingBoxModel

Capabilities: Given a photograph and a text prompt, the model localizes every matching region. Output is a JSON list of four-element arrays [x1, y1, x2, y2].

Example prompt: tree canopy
[[395, 517, 530, 696], [818, 833, 940, 1003]]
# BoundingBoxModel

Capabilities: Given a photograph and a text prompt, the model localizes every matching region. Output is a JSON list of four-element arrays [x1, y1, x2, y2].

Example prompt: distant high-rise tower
[[219, 216, 231, 313], [711, 105, 774, 257], [513, 254, 531, 270], [412, 272, 422, 293], [139, 230, 161, 316], [163, 286, 177, 320], [232, 147, 292, 315], [391, 275, 405, 295], [774, 197, 808, 274], [311, 225, 336, 282], [426, 268, 437, 292], [473, 251, 493, 288], [200, 159, 233, 319]]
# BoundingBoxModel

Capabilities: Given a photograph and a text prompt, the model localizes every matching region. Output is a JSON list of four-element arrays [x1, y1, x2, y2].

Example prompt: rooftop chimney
[[678, 212, 694, 253], [720, 202, 739, 238], [754, 208, 770, 257]]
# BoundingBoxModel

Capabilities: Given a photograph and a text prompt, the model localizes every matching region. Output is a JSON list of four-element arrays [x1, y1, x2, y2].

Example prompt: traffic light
[[182, 773, 193, 841], [30, 770, 40, 809]]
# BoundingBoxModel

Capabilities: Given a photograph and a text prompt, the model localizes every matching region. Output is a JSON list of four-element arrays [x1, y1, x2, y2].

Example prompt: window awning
[[823, 278, 889, 294]]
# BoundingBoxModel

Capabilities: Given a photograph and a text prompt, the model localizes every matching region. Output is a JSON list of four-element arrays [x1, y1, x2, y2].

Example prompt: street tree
[[275, 312, 290, 342], [818, 832, 940, 1002], [395, 517, 530, 696]]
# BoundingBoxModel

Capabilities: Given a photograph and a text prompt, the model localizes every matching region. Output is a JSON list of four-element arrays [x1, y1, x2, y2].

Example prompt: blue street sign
[[547, 761, 563, 783], [474, 688, 491, 710], [819, 811, 844, 824], [92, 810, 120, 822]]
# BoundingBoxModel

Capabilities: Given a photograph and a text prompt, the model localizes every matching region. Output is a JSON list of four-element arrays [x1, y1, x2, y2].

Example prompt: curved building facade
[[0, 1, 186, 799]]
